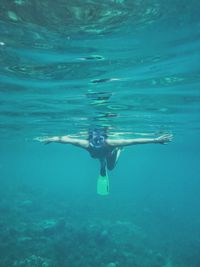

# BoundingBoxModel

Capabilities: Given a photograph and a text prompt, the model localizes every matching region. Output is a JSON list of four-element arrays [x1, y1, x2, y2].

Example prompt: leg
[[98, 158, 109, 196], [100, 158, 107, 176], [106, 148, 121, 171]]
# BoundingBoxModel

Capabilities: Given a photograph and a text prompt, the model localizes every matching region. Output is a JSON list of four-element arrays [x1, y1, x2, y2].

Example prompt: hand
[[156, 134, 173, 144], [34, 136, 59, 144]]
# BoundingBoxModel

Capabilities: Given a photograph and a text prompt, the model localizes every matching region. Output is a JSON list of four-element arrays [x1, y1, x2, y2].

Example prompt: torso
[[87, 143, 112, 159]]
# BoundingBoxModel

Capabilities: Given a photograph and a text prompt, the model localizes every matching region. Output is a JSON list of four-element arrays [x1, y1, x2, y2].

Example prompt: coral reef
[[13, 255, 51, 267], [0, 185, 198, 267]]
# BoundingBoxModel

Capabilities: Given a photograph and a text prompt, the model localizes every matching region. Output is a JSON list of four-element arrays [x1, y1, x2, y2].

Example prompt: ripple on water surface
[[0, 0, 200, 139]]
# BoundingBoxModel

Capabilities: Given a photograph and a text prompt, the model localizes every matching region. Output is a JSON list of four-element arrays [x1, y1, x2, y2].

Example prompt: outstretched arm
[[106, 134, 173, 147], [35, 136, 89, 149]]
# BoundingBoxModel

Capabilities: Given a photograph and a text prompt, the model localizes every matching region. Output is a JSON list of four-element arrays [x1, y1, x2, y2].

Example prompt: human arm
[[35, 136, 89, 149], [106, 134, 173, 147]]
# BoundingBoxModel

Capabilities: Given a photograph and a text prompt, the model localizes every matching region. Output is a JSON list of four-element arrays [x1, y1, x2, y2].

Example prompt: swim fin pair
[[97, 175, 109, 196]]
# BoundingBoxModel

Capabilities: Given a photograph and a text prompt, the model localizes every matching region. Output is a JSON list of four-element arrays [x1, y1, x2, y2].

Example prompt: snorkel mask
[[88, 128, 107, 149]]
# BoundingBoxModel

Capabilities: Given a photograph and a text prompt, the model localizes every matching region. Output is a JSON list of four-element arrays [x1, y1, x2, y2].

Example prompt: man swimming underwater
[[36, 129, 173, 195]]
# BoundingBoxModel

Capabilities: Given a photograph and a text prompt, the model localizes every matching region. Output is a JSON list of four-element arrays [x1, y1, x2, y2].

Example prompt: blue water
[[0, 1, 200, 267]]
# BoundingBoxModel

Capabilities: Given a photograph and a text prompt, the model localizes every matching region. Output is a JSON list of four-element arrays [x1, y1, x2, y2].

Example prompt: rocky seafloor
[[0, 184, 199, 267]]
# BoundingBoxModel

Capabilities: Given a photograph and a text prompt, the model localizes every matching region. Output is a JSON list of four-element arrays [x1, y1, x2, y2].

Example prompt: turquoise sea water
[[0, 1, 200, 267]]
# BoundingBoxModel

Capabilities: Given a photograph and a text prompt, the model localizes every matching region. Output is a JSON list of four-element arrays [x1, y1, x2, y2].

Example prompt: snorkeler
[[36, 129, 173, 196]]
